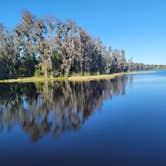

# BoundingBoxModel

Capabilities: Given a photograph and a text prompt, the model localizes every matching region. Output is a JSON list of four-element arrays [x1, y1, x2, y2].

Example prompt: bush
[[34, 69, 43, 77]]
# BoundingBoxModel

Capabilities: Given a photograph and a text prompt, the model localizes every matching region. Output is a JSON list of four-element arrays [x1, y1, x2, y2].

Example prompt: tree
[[118, 49, 128, 72], [128, 57, 134, 71], [0, 10, 164, 80]]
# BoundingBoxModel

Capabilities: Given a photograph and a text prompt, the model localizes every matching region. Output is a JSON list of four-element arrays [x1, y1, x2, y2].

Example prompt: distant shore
[[0, 72, 146, 83]]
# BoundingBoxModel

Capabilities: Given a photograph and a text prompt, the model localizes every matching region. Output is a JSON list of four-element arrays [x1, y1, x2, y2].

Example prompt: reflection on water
[[0, 76, 133, 142]]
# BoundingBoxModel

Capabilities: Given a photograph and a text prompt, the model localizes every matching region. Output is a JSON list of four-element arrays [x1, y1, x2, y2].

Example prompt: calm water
[[0, 71, 166, 166]]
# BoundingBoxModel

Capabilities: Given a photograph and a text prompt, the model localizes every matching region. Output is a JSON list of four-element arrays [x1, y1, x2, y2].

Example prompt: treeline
[[0, 11, 165, 79]]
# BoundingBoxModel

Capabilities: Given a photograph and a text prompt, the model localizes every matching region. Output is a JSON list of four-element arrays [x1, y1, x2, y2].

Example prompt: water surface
[[0, 71, 166, 166]]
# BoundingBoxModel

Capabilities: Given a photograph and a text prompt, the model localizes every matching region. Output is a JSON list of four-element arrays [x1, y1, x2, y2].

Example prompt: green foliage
[[34, 69, 43, 77], [0, 11, 165, 80], [51, 50, 62, 76]]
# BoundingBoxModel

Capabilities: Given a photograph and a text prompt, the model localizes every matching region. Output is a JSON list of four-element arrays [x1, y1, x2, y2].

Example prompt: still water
[[0, 71, 166, 166]]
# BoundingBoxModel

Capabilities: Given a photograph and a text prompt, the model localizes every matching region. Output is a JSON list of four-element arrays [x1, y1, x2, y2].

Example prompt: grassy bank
[[0, 72, 141, 83], [68, 72, 136, 82]]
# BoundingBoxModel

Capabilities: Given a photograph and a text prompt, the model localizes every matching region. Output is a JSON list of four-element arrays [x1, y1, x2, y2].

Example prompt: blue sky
[[0, 0, 166, 64]]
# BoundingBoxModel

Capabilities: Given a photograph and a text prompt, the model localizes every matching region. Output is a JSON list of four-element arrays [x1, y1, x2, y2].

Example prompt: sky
[[0, 0, 166, 64]]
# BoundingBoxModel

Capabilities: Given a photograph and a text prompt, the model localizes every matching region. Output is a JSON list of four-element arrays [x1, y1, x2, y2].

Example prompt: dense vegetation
[[0, 11, 166, 79]]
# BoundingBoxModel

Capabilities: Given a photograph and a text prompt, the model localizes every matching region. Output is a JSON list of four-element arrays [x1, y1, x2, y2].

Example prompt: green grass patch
[[0, 71, 145, 83]]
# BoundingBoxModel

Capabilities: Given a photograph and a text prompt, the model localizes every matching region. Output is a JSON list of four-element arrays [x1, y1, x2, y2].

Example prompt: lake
[[0, 71, 166, 166]]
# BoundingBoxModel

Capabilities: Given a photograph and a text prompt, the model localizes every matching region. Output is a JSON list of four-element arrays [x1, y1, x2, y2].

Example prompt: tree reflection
[[0, 76, 133, 142]]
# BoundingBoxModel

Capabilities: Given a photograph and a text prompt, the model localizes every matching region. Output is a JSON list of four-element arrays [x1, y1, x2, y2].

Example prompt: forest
[[0, 10, 165, 80]]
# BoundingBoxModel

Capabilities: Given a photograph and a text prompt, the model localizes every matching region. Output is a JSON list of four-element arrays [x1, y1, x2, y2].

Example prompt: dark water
[[0, 71, 166, 166]]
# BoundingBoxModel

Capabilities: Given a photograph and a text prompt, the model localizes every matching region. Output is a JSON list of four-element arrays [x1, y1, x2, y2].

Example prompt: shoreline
[[0, 71, 146, 83]]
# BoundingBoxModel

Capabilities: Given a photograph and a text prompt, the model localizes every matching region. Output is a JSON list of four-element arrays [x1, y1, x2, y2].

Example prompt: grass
[[0, 71, 143, 83], [0, 76, 65, 83], [68, 72, 136, 82]]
